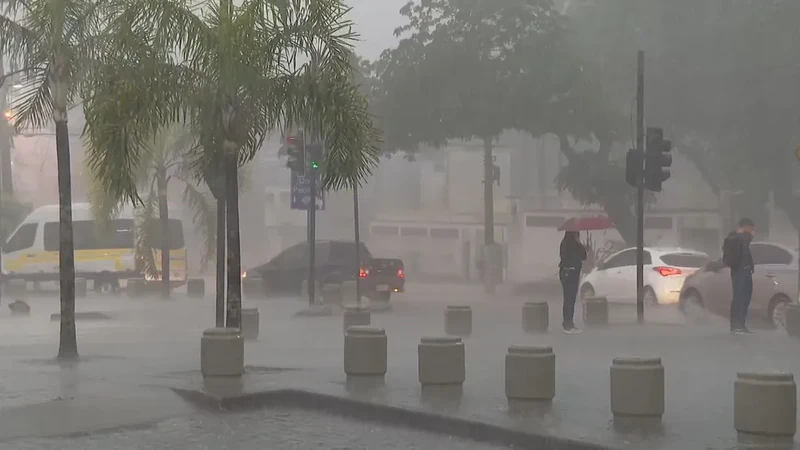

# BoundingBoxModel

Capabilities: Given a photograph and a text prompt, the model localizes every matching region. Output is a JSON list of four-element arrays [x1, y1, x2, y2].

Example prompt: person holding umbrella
[[559, 231, 587, 333]]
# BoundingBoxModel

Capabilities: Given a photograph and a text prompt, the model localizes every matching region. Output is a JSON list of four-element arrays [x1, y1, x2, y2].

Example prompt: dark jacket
[[725, 231, 754, 271], [559, 239, 587, 270]]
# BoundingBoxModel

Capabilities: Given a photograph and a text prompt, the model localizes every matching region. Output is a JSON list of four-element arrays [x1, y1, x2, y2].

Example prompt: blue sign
[[290, 170, 325, 210]]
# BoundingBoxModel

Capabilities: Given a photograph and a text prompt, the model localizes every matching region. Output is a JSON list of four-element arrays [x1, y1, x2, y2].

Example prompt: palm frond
[[133, 188, 159, 279], [177, 176, 216, 267]]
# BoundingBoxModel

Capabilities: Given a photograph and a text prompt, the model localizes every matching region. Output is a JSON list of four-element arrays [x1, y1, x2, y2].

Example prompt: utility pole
[[353, 183, 362, 305], [303, 131, 317, 306], [635, 50, 645, 324]]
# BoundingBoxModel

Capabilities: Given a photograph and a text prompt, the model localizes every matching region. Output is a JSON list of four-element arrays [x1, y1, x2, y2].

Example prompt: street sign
[[290, 170, 325, 210]]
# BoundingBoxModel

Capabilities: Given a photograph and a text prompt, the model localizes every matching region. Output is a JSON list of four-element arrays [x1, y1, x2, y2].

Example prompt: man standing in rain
[[722, 218, 755, 335]]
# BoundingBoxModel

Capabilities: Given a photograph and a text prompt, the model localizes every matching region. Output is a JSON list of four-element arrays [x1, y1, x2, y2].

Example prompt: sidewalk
[[0, 285, 795, 449]]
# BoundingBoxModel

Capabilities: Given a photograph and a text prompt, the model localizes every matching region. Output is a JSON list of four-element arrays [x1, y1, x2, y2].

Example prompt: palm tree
[[84, 0, 380, 328], [88, 125, 216, 299], [1, 0, 108, 360]]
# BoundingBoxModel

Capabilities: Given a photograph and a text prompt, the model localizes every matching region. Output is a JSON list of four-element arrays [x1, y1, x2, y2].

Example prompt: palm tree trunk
[[215, 193, 225, 328], [55, 113, 78, 361], [224, 150, 241, 329], [157, 167, 170, 299]]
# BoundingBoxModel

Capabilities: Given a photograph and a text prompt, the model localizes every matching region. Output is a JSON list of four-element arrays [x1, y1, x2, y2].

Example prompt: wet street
[[0, 282, 796, 450], [6, 408, 507, 450]]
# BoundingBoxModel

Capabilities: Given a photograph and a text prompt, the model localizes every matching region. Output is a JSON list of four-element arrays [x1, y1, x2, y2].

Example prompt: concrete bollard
[[344, 326, 387, 376], [584, 296, 609, 327], [418, 337, 465, 386], [341, 280, 358, 303], [241, 308, 259, 340], [786, 304, 800, 338], [75, 278, 88, 298], [505, 345, 555, 401], [522, 302, 549, 333], [735, 372, 796, 440], [188, 279, 205, 298], [610, 357, 664, 419], [343, 305, 371, 332], [322, 283, 343, 305], [7, 279, 26, 297], [445, 305, 473, 336], [201, 328, 244, 377]]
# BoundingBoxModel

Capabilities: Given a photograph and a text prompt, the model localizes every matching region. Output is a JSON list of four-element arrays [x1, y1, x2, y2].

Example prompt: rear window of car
[[660, 254, 709, 268], [370, 259, 403, 270], [328, 242, 372, 262]]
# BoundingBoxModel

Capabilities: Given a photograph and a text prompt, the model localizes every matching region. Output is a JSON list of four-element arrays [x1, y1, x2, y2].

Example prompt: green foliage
[[375, 0, 568, 150]]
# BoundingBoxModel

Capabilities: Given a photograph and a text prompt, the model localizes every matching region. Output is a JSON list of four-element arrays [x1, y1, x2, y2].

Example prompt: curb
[[172, 387, 614, 450]]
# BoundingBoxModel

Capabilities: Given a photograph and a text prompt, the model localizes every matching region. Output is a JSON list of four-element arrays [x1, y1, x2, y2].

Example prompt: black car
[[247, 240, 373, 295]]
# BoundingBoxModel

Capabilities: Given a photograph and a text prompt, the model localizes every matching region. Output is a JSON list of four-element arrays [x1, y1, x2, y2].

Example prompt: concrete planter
[[344, 326, 387, 376], [735, 371, 796, 440], [200, 328, 244, 378], [505, 345, 555, 401], [418, 336, 465, 386], [522, 302, 549, 333], [584, 296, 609, 327], [445, 305, 472, 337], [187, 279, 205, 298], [786, 304, 800, 338], [343, 305, 371, 332], [241, 308, 260, 340], [610, 356, 664, 419]]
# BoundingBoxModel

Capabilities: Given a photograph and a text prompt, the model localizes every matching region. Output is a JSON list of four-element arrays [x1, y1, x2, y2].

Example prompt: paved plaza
[[0, 283, 796, 449]]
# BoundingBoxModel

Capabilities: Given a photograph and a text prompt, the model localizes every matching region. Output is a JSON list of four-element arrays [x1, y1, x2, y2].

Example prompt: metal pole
[[353, 183, 362, 305], [307, 134, 316, 306], [635, 50, 645, 324]]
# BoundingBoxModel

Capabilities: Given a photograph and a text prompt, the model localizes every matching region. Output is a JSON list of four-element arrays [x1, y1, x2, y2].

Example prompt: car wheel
[[643, 287, 659, 306], [769, 295, 791, 331], [679, 289, 707, 323]]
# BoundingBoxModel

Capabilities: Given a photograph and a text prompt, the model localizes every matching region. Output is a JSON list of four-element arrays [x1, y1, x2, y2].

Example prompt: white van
[[1, 203, 187, 293]]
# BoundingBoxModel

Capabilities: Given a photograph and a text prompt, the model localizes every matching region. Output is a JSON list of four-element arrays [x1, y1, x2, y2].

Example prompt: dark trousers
[[730, 267, 753, 329], [560, 267, 580, 328]]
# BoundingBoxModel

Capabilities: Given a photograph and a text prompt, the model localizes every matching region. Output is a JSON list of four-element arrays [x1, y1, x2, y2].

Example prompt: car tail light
[[397, 268, 404, 279], [359, 267, 369, 278], [654, 266, 682, 277]]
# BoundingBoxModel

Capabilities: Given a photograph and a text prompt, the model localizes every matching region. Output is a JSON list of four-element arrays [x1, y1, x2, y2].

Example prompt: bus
[[1, 203, 187, 293]]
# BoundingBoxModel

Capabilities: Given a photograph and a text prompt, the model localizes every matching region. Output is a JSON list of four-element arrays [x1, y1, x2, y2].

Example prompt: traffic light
[[625, 148, 642, 187], [285, 136, 305, 172], [306, 143, 323, 170], [644, 127, 672, 192]]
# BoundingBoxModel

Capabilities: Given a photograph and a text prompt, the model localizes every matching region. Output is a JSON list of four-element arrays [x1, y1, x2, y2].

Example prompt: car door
[[608, 249, 638, 302], [279, 244, 308, 292], [592, 249, 634, 301], [750, 243, 794, 313]]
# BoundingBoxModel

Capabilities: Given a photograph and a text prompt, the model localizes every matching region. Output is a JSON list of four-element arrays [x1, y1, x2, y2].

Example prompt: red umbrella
[[557, 215, 616, 232]]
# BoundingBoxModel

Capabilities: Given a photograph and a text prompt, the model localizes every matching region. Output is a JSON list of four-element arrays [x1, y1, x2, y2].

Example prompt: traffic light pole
[[636, 50, 645, 324], [305, 134, 317, 307]]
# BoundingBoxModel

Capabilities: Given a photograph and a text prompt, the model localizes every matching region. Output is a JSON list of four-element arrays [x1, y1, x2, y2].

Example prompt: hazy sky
[[346, 0, 407, 59]]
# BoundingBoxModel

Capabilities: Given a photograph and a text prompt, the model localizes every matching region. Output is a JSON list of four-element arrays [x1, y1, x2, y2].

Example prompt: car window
[[2, 223, 37, 254], [280, 244, 307, 267], [604, 250, 633, 269], [660, 253, 709, 268], [751, 243, 792, 265]]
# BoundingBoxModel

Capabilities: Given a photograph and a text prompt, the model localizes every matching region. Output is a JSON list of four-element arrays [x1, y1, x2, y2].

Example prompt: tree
[[375, 0, 566, 291], [84, 0, 380, 326], [1, 0, 107, 360], [88, 126, 216, 298], [566, 0, 800, 232]]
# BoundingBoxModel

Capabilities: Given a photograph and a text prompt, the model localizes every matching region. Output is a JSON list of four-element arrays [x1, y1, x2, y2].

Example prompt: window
[[280, 244, 307, 268], [2, 224, 37, 254], [660, 253, 709, 268], [751, 243, 793, 265], [603, 249, 639, 269], [44, 220, 135, 252], [146, 219, 185, 249], [400, 227, 428, 237], [430, 228, 459, 239]]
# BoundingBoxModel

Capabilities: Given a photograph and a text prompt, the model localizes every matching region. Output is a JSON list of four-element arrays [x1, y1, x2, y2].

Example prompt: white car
[[580, 247, 710, 305]]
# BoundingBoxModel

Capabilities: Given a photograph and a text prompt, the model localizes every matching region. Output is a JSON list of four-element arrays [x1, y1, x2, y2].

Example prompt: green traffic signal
[[311, 161, 319, 169]]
